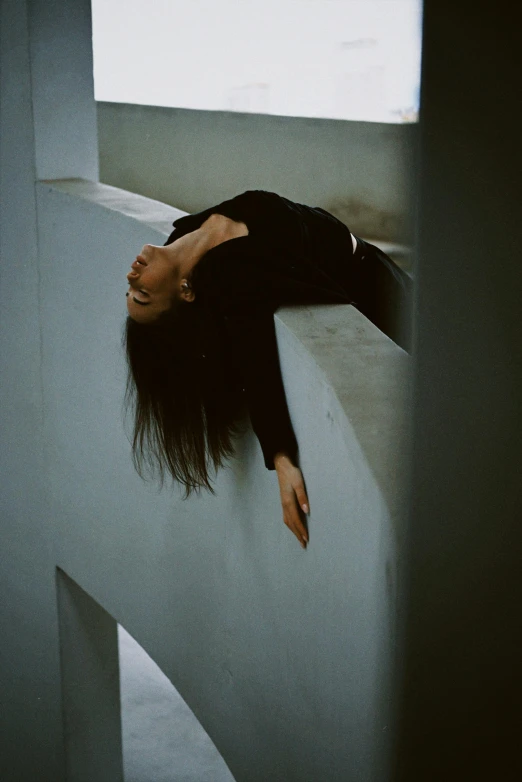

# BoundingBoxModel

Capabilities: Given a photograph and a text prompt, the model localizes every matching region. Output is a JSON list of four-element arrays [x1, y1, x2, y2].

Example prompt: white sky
[[91, 0, 422, 123]]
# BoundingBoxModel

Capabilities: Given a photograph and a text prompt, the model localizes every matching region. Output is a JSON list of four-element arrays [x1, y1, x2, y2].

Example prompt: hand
[[273, 452, 310, 549]]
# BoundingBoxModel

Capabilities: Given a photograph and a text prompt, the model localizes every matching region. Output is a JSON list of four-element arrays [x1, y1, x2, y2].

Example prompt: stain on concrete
[[325, 198, 404, 243]]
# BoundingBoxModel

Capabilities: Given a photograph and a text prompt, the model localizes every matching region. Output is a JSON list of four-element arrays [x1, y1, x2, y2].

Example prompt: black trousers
[[350, 235, 413, 353]]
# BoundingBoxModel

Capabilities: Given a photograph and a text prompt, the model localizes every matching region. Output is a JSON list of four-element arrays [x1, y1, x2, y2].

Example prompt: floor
[[118, 624, 236, 782]]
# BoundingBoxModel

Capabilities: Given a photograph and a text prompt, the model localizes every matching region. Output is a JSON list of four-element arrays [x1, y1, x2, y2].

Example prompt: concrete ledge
[[41, 178, 185, 234], [43, 177, 413, 271], [40, 177, 409, 520], [276, 305, 410, 538], [31, 177, 409, 781]]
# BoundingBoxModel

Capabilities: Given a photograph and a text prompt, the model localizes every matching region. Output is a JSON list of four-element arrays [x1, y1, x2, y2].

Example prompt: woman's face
[[126, 243, 193, 323]]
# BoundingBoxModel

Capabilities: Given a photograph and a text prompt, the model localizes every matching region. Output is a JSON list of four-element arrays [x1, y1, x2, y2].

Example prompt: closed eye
[[126, 289, 151, 306]]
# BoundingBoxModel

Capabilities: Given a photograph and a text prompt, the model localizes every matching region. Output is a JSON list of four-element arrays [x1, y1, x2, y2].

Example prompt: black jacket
[[163, 190, 359, 469]]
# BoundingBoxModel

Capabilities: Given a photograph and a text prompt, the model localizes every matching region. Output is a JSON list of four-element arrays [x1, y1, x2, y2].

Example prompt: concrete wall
[[97, 101, 417, 246], [37, 178, 408, 782], [0, 2, 409, 779], [0, 2, 97, 780]]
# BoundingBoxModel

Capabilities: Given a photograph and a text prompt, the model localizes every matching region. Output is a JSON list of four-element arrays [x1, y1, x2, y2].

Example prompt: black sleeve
[[213, 258, 298, 470], [225, 310, 298, 470]]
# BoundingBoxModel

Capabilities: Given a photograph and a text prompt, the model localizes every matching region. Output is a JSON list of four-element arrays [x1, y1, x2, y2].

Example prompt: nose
[[127, 271, 138, 282]]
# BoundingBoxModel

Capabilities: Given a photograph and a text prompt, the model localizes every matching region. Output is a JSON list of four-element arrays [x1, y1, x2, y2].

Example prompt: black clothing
[[164, 190, 411, 469]]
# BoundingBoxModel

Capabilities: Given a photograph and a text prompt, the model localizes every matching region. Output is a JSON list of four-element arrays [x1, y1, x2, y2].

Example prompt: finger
[[285, 508, 308, 547], [286, 520, 306, 548], [293, 477, 310, 514], [282, 509, 304, 544], [291, 495, 309, 540], [281, 492, 308, 546], [296, 489, 309, 514], [294, 514, 309, 545]]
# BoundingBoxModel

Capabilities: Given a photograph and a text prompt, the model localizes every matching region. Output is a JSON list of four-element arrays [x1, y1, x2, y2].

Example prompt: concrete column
[[395, 1, 522, 779], [0, 1, 99, 780], [28, 0, 99, 180], [56, 569, 124, 782]]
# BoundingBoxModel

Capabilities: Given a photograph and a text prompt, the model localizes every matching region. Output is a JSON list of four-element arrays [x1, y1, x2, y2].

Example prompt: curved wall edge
[[43, 177, 410, 524], [22, 177, 408, 781]]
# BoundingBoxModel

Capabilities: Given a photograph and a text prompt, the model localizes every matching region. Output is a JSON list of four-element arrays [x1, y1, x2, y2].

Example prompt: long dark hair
[[122, 296, 246, 498]]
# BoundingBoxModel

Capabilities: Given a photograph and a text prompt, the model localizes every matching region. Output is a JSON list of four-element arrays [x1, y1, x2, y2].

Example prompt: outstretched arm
[[225, 310, 310, 548], [214, 256, 310, 548]]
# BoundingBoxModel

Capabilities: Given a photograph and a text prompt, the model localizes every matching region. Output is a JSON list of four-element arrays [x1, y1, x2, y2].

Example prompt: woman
[[123, 189, 412, 550]]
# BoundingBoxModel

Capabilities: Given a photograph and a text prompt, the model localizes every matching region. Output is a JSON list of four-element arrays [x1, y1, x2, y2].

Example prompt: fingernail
[[302, 504, 309, 513]]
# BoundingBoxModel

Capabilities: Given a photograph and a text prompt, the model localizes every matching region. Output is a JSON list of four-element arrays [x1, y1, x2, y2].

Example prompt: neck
[[177, 215, 232, 277], [165, 213, 244, 287], [163, 225, 209, 280]]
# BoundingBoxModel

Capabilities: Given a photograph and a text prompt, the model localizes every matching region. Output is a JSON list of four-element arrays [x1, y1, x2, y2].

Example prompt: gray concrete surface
[[36, 178, 406, 782], [0, 3, 100, 780], [119, 625, 235, 782], [57, 570, 124, 782], [2, 2, 515, 780], [1, 3, 409, 780], [97, 101, 417, 245], [1, 160, 409, 780]]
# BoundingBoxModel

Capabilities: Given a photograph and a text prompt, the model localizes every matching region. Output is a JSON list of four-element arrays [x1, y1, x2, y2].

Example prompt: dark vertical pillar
[[396, 1, 522, 779]]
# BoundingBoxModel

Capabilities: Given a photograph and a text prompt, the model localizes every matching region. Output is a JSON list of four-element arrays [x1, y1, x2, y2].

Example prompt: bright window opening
[[92, 0, 422, 123]]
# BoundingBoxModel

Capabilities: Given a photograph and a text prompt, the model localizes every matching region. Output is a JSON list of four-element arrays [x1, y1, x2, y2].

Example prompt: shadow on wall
[[328, 197, 404, 246]]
